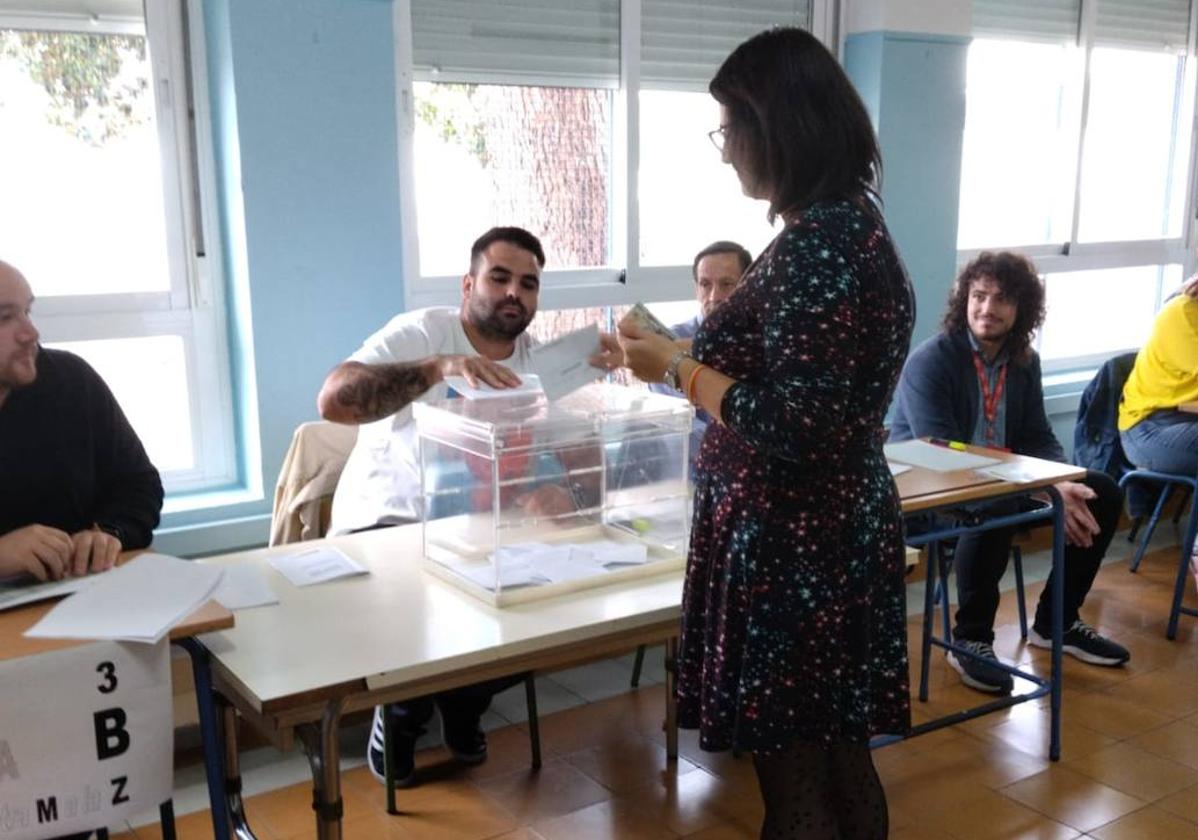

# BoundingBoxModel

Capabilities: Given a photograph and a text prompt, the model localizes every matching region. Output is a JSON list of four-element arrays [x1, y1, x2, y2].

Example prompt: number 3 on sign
[[0, 639, 173, 840]]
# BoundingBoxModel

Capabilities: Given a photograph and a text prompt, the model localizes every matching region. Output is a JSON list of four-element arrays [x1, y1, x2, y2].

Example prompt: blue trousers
[[1121, 409, 1198, 477]]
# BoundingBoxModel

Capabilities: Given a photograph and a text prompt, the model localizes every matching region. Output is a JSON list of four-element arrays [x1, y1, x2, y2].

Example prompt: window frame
[[957, 0, 1198, 372], [392, 0, 839, 314], [0, 0, 237, 493]]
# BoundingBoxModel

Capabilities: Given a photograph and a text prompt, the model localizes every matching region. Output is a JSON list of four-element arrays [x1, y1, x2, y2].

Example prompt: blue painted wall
[[158, 0, 404, 553], [845, 31, 969, 351]]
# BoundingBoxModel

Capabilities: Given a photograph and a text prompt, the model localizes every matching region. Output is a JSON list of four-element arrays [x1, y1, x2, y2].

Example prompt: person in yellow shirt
[[1120, 281, 1198, 585]]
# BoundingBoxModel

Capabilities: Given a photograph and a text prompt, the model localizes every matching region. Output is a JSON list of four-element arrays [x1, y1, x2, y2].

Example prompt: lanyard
[[971, 350, 1007, 446]]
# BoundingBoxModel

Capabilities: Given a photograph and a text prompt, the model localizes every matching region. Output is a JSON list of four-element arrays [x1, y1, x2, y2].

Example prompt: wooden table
[[203, 444, 1083, 840]]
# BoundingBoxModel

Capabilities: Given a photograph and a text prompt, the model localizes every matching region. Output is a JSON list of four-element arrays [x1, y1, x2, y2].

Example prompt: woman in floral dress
[[617, 27, 915, 840]]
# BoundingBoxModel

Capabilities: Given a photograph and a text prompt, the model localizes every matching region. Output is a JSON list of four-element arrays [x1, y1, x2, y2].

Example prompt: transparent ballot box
[[413, 384, 693, 605]]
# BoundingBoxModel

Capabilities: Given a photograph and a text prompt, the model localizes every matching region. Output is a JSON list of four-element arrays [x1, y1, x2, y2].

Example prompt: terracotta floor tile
[[609, 767, 729, 836], [1000, 766, 1146, 833], [1099, 670, 1198, 719], [677, 817, 758, 839], [487, 830, 549, 840], [1156, 782, 1198, 823], [979, 704, 1117, 761], [1064, 741, 1198, 802], [243, 778, 375, 838], [918, 787, 1080, 839], [1050, 689, 1173, 741], [565, 733, 700, 794], [1088, 804, 1198, 839], [531, 797, 679, 839], [352, 780, 520, 840], [476, 758, 612, 822], [1130, 721, 1198, 771]]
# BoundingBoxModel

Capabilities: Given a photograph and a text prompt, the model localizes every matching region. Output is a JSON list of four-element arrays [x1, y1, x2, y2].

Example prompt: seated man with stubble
[[648, 240, 751, 474], [319, 226, 601, 788], [889, 251, 1129, 694], [0, 259, 163, 583]]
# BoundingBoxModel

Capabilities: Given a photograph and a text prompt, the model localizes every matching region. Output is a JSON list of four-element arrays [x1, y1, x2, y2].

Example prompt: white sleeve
[[347, 315, 435, 366]]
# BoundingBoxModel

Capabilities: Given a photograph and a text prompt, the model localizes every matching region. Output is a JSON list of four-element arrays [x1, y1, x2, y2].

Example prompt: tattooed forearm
[[323, 360, 437, 424]]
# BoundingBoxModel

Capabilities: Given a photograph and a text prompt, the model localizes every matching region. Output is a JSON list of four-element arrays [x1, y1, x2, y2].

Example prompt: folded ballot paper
[[24, 553, 225, 644], [456, 539, 650, 590]]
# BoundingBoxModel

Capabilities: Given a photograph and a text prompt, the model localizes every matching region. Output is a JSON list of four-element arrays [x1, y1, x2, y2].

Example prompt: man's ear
[[461, 272, 474, 301]]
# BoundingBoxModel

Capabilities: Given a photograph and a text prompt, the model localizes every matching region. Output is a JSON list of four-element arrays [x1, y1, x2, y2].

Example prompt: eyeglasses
[[707, 125, 729, 153]]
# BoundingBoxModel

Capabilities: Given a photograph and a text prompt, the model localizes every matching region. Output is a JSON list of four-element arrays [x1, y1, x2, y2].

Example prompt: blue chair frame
[[1118, 468, 1198, 639]]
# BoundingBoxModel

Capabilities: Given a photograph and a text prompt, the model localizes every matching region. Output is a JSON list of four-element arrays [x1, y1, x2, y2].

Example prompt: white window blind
[[1094, 0, 1191, 51], [0, 0, 141, 21], [640, 0, 810, 89], [972, 0, 1081, 43], [411, 0, 619, 86]]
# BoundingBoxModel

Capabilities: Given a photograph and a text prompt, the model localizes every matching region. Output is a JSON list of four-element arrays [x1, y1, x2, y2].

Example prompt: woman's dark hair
[[709, 27, 882, 223], [942, 251, 1046, 364]]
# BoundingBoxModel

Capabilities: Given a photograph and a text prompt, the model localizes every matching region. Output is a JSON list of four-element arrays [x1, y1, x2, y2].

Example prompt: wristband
[[685, 363, 708, 404]]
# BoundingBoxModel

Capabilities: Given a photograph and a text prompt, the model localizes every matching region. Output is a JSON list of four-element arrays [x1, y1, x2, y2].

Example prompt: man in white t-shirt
[[318, 226, 554, 788]]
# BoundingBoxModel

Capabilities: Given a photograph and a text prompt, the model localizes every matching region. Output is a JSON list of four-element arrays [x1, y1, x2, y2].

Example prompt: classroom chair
[[1119, 467, 1198, 639]]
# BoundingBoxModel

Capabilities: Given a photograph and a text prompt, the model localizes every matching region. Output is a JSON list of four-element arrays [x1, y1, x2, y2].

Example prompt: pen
[[928, 437, 968, 451]]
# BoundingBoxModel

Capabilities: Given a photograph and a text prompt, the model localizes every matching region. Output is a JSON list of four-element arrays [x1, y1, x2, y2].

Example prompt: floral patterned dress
[[678, 198, 915, 753]]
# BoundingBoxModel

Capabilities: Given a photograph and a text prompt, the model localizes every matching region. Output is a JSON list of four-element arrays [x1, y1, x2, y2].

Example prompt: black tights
[[752, 741, 888, 840]]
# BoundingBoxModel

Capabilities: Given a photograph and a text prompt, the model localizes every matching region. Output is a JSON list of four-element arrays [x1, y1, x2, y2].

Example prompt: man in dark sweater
[[890, 251, 1129, 694], [0, 259, 162, 582]]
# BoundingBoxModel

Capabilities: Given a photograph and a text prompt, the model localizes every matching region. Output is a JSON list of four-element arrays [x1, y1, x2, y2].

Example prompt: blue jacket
[[1074, 352, 1149, 515], [889, 330, 1064, 462]]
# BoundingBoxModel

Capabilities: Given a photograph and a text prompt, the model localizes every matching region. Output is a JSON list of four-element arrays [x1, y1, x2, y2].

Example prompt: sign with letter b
[[0, 640, 171, 839]]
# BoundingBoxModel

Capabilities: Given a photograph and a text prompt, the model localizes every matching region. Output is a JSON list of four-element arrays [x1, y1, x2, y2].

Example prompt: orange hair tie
[[685, 363, 708, 404]]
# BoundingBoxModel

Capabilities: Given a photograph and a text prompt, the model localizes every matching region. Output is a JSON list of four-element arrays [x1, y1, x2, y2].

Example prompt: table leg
[[919, 541, 939, 702], [175, 638, 231, 840], [298, 697, 347, 840], [219, 700, 258, 840], [665, 636, 679, 761], [1047, 485, 1065, 762]]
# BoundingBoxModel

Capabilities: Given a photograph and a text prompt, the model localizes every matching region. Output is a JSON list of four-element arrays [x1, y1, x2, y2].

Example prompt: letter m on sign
[[36, 795, 58, 823]]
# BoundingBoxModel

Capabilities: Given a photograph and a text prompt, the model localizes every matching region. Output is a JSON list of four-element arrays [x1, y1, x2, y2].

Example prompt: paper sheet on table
[[977, 462, 1042, 484], [24, 553, 224, 644], [532, 548, 608, 583], [444, 373, 544, 400], [572, 539, 649, 565], [0, 574, 96, 612], [268, 546, 367, 587], [888, 462, 912, 477], [454, 559, 542, 590], [883, 439, 1001, 472], [212, 564, 279, 610], [529, 323, 604, 401]]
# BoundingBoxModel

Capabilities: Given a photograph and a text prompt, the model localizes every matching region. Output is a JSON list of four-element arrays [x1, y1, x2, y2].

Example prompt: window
[[0, 0, 235, 493], [960, 0, 1197, 369], [396, 0, 824, 313]]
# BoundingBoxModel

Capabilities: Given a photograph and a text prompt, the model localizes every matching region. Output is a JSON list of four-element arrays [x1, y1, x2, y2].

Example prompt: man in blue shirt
[[649, 240, 752, 473], [890, 251, 1129, 694]]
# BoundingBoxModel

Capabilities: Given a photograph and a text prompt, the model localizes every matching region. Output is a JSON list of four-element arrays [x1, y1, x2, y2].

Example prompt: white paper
[[453, 559, 541, 590], [268, 546, 367, 587], [444, 373, 544, 400], [529, 323, 605, 401], [532, 548, 608, 583], [888, 462, 913, 477], [212, 564, 279, 610], [978, 462, 1041, 484], [24, 553, 224, 644], [0, 640, 172, 839], [0, 574, 96, 612], [883, 439, 1001, 472], [572, 539, 649, 566]]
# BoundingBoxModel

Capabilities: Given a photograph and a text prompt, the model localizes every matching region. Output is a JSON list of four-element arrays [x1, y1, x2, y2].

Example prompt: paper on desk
[[454, 558, 541, 590], [977, 462, 1041, 484], [0, 573, 96, 612], [212, 564, 279, 610], [529, 323, 604, 401], [444, 373, 544, 400], [24, 553, 225, 644], [533, 548, 608, 583], [268, 546, 367, 587], [883, 439, 1001, 472], [572, 539, 649, 565], [888, 462, 912, 477]]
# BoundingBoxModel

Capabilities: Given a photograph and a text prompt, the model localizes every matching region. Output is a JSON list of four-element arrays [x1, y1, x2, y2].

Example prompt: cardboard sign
[[0, 640, 172, 839]]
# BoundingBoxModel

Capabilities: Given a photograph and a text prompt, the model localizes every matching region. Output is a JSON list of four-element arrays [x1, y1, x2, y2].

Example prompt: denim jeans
[[1121, 409, 1198, 478]]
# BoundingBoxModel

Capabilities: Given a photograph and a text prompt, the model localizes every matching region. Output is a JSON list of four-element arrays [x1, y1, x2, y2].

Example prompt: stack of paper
[[456, 539, 652, 591], [883, 439, 1001, 472], [0, 574, 96, 612], [268, 546, 367, 587], [24, 553, 225, 644]]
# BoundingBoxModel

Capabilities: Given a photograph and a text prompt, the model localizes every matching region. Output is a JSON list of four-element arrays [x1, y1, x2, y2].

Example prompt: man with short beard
[[318, 226, 550, 788]]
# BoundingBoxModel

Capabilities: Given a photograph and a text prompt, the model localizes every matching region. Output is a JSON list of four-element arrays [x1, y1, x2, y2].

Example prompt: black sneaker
[[440, 712, 487, 765], [946, 639, 1014, 693], [1029, 620, 1130, 666], [367, 705, 420, 788]]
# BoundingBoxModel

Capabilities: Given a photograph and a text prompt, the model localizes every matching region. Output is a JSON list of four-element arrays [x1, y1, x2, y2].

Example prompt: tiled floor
[[115, 529, 1198, 839]]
